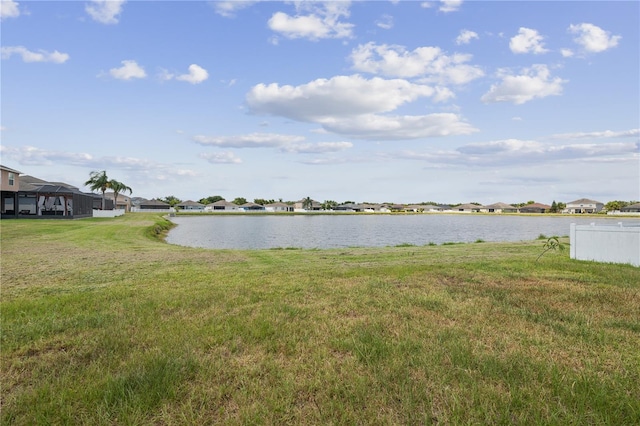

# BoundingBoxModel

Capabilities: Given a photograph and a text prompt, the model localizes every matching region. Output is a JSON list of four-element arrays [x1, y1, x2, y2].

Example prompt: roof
[[621, 202, 640, 210], [208, 200, 238, 207], [265, 202, 290, 208], [484, 202, 517, 209], [455, 203, 484, 209], [567, 198, 603, 205], [1, 165, 22, 174], [140, 199, 170, 206], [521, 203, 552, 209], [177, 200, 204, 207]]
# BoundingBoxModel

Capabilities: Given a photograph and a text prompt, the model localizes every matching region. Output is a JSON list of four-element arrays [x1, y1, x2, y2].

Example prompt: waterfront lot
[[1, 214, 639, 424]]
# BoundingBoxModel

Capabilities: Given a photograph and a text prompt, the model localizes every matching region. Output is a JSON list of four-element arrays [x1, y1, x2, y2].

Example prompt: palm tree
[[109, 179, 133, 211], [84, 170, 110, 210], [302, 196, 313, 210]]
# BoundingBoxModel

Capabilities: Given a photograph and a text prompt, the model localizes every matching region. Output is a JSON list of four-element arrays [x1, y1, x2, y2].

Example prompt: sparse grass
[[1, 213, 639, 425]]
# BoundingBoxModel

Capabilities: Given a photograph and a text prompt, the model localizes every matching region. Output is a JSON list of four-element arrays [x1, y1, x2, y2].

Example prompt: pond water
[[166, 214, 636, 250]]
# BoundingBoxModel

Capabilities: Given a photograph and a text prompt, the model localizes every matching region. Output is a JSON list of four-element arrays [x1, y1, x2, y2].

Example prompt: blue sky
[[1, 0, 638, 204]]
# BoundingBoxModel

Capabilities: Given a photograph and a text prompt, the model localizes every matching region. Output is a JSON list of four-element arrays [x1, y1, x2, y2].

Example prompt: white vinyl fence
[[570, 223, 640, 267]]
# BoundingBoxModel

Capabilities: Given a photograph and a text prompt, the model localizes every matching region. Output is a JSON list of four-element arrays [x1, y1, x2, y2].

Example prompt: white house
[[564, 198, 604, 214], [206, 200, 239, 212], [265, 202, 294, 212]]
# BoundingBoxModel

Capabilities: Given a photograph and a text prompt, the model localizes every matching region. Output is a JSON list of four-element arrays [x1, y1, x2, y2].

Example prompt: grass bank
[[1, 214, 639, 425]]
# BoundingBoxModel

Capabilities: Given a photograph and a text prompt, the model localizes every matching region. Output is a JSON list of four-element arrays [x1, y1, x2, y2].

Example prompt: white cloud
[[211, 1, 257, 18], [109, 60, 146, 80], [199, 152, 242, 164], [1, 0, 20, 20], [568, 23, 621, 53], [549, 129, 639, 140], [509, 27, 548, 54], [0, 145, 200, 176], [350, 42, 484, 85], [321, 113, 477, 140], [247, 74, 445, 122], [246, 74, 477, 140], [193, 133, 305, 149], [439, 0, 463, 13], [455, 29, 478, 45], [193, 133, 353, 154], [560, 48, 574, 58], [268, 1, 353, 40], [393, 139, 638, 168], [85, 0, 126, 25], [1, 46, 69, 63], [481, 65, 565, 105], [283, 141, 353, 154], [376, 14, 394, 30], [176, 64, 209, 84]]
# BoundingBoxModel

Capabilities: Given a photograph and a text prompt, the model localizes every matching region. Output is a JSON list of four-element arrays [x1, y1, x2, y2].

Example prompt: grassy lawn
[[1, 213, 639, 425]]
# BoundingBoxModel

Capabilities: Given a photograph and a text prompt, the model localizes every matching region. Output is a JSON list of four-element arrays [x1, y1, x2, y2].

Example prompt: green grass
[[1, 213, 639, 425]]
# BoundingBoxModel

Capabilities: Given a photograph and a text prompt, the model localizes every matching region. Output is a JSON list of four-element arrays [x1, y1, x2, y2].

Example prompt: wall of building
[[570, 223, 640, 267]]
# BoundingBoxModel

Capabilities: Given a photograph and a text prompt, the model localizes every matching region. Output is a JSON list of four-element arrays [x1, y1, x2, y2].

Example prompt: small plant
[[536, 236, 566, 262], [537, 233, 548, 240], [475, 239, 485, 243]]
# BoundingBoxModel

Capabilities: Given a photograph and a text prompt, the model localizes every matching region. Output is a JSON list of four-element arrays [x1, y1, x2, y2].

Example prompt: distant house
[[1, 165, 21, 218], [207, 200, 239, 212], [482, 202, 518, 213], [564, 198, 604, 214], [176, 200, 205, 211], [240, 202, 266, 212], [621, 203, 640, 213], [520, 202, 552, 214], [138, 199, 172, 211], [294, 199, 322, 211], [335, 203, 365, 212], [105, 192, 132, 211], [265, 202, 294, 212], [455, 203, 483, 213]]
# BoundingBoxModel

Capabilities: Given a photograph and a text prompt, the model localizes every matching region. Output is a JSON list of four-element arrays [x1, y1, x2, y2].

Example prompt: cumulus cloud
[[211, 1, 257, 17], [86, 0, 126, 24], [199, 152, 242, 164], [176, 64, 209, 84], [509, 27, 548, 54], [456, 29, 478, 45], [246, 74, 477, 140], [568, 23, 621, 53], [439, 0, 463, 13], [560, 48, 574, 58], [109, 60, 146, 80], [481, 64, 565, 105], [268, 1, 354, 40], [350, 42, 484, 84], [549, 129, 639, 140], [1, 0, 20, 20], [1, 46, 69, 63], [247, 75, 445, 122], [393, 139, 638, 168]]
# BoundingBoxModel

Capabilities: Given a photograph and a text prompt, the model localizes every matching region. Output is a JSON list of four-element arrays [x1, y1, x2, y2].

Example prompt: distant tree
[[84, 170, 110, 210], [550, 200, 558, 213], [342, 200, 355, 204], [160, 195, 182, 207], [254, 198, 275, 205], [322, 200, 338, 210], [527, 200, 535, 205], [109, 179, 132, 211], [470, 202, 482, 206], [302, 197, 313, 210], [557, 202, 566, 211], [200, 195, 224, 205], [232, 197, 247, 205], [605, 200, 629, 212]]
